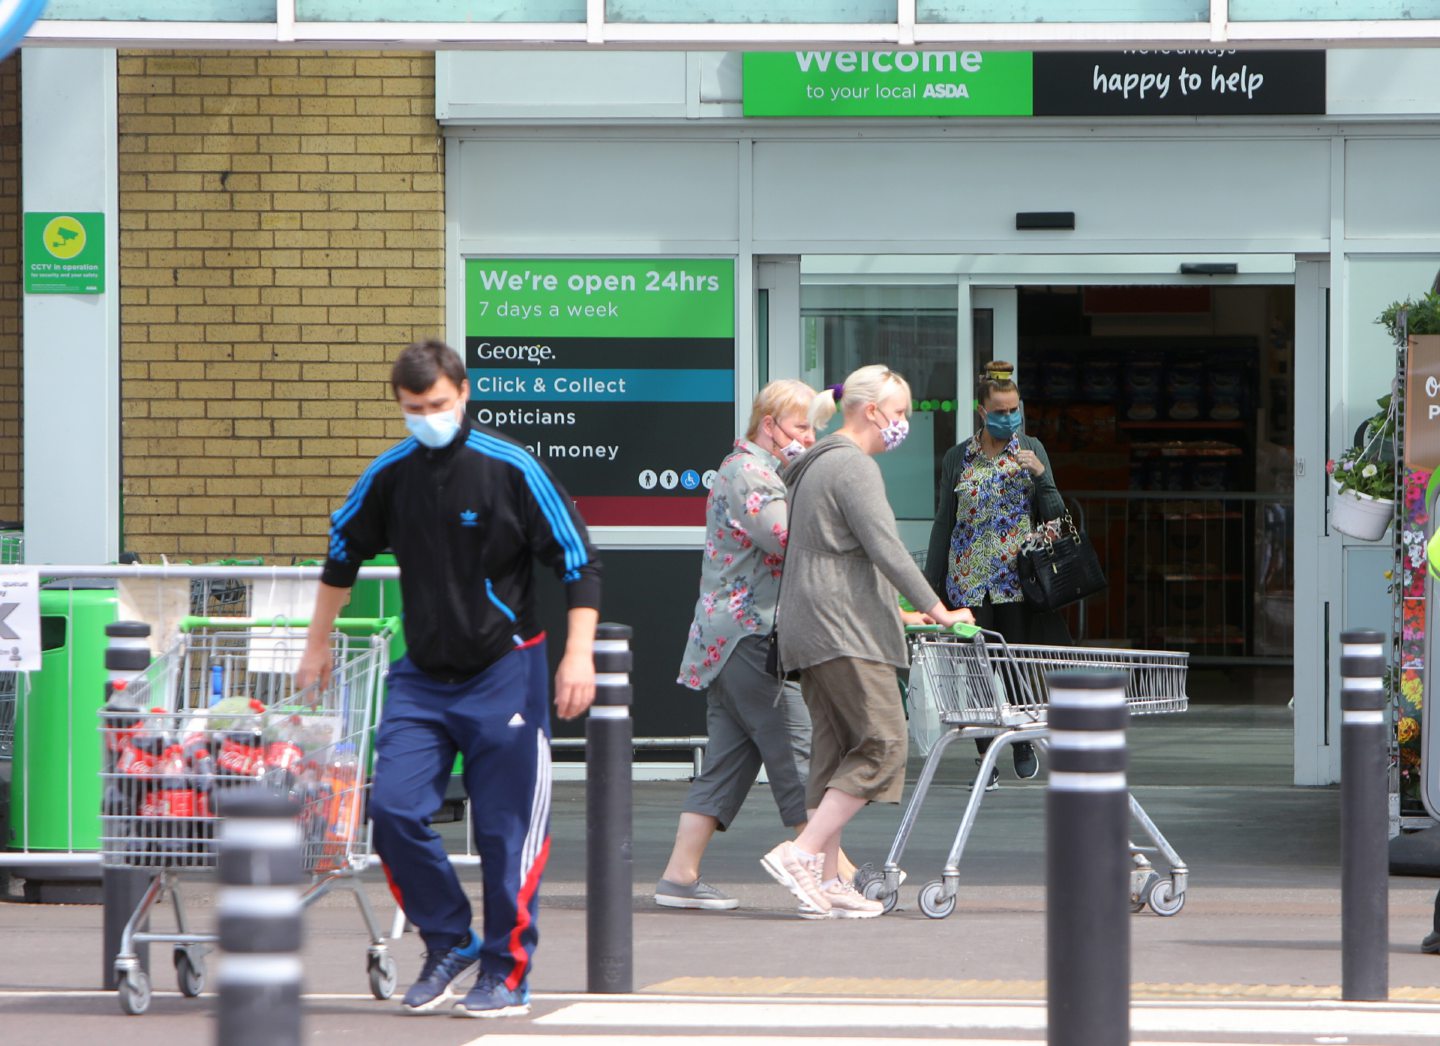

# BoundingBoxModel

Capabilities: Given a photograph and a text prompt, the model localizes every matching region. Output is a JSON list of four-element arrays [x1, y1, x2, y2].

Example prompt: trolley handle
[[905, 622, 984, 639], [178, 615, 401, 637]]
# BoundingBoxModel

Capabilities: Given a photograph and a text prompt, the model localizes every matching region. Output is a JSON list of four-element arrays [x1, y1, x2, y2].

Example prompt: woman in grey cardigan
[[760, 365, 973, 920], [923, 360, 1070, 785]]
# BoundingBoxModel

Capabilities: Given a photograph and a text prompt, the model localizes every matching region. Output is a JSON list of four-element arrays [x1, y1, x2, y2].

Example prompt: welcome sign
[[742, 50, 1033, 117], [743, 50, 1325, 118]]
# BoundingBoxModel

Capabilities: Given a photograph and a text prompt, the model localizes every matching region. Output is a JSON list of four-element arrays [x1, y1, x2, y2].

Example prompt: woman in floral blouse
[[656, 379, 835, 911], [923, 360, 1069, 786]]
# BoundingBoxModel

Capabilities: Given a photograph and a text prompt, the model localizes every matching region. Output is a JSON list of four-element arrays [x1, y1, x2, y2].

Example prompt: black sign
[[1033, 50, 1326, 117]]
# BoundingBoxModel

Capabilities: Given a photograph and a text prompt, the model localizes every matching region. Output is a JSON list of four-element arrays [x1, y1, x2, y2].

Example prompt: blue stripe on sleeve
[[327, 438, 419, 562], [464, 431, 589, 577]]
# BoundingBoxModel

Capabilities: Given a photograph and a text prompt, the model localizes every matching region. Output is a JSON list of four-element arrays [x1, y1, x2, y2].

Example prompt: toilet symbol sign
[[0, 570, 40, 672]]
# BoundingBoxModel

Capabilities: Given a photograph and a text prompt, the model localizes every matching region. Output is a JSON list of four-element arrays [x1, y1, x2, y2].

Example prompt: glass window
[[296, 0, 584, 20], [919, 0, 1206, 22], [43, 0, 274, 18], [1230, 0, 1440, 18], [608, 1, 895, 21], [800, 283, 958, 521]]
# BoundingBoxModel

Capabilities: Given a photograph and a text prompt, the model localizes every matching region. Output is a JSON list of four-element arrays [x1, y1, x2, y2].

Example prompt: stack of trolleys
[[98, 615, 400, 1015], [864, 624, 1191, 920], [0, 530, 21, 757]]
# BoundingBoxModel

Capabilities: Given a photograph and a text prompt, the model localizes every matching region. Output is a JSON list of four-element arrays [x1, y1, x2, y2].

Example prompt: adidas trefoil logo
[[460, 509, 479, 527]]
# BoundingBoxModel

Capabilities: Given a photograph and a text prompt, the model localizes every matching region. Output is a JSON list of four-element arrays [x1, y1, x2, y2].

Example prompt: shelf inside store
[[1142, 508, 1245, 521], [1117, 420, 1246, 430], [1128, 441, 1243, 458], [1150, 627, 1246, 647], [1130, 574, 1246, 584]]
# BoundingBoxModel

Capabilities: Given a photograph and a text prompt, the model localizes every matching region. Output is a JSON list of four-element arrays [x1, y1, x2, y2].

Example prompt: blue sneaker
[[453, 971, 531, 1019], [400, 929, 482, 1013]]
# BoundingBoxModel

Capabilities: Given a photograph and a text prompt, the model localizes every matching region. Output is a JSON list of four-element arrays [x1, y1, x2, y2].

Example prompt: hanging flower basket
[[1330, 482, 1395, 541]]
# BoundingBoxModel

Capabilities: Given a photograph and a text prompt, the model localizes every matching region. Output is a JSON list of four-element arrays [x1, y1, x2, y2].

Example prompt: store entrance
[[1013, 285, 1295, 703], [795, 273, 1298, 711]]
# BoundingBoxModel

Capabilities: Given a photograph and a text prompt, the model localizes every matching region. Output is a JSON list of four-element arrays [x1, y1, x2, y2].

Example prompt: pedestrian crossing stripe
[[526, 998, 1440, 1039], [650, 975, 1440, 1002]]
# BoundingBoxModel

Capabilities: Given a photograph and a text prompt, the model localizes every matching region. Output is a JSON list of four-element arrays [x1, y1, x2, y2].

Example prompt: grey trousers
[[681, 635, 812, 830]]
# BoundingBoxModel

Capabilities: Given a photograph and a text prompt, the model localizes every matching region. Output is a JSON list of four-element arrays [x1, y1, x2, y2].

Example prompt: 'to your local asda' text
[[793, 50, 984, 101]]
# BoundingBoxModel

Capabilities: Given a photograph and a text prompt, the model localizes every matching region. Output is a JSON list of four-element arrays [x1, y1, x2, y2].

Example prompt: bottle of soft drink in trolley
[[315, 742, 361, 872], [263, 713, 306, 798], [213, 699, 267, 814]]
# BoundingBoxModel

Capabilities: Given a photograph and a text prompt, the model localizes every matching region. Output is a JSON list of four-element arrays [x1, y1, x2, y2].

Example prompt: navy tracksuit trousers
[[370, 640, 551, 990]]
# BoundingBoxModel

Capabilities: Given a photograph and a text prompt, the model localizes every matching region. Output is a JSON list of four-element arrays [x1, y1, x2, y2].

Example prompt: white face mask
[[768, 418, 807, 463], [405, 408, 461, 449], [875, 411, 909, 452]]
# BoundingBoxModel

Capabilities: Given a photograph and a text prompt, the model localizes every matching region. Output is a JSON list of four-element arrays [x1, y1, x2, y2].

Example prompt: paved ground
[[2, 705, 1439, 1043]]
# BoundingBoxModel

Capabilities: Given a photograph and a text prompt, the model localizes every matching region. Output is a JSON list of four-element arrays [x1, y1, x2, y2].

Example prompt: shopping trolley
[[99, 616, 399, 1015], [0, 669, 15, 759], [865, 625, 1190, 920]]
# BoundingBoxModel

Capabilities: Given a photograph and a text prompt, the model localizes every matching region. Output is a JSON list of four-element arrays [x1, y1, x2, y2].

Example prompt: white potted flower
[[1327, 413, 1396, 541]]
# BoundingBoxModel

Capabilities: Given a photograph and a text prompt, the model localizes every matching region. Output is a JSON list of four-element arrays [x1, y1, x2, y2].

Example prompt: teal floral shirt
[[946, 434, 1034, 608], [677, 440, 790, 690]]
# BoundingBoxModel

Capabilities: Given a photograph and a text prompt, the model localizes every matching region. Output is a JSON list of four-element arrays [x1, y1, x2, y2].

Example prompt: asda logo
[[793, 50, 984, 75]]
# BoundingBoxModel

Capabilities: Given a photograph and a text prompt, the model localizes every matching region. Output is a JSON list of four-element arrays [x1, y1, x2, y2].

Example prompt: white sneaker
[[760, 841, 831, 915], [822, 878, 884, 919]]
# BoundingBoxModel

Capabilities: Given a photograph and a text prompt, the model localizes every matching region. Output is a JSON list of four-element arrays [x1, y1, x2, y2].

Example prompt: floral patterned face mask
[[873, 410, 910, 452]]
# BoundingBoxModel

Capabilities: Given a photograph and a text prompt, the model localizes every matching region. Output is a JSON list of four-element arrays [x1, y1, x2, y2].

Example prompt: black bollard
[[586, 622, 633, 994], [101, 621, 154, 990], [1047, 670, 1130, 1046], [1340, 628, 1389, 1001], [216, 789, 304, 1046]]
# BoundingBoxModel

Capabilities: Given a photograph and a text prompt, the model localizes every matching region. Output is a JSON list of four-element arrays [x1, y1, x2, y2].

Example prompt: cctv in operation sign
[[464, 258, 735, 527], [23, 212, 104, 294]]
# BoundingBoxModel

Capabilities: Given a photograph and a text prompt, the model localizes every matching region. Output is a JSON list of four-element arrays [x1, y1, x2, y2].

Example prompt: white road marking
[[534, 999, 1440, 1038]]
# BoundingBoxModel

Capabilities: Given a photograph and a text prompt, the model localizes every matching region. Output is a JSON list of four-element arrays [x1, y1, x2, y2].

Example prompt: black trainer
[[1013, 742, 1040, 780]]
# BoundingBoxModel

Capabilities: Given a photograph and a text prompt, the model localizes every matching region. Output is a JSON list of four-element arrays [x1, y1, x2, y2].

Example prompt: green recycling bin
[[8, 581, 119, 852]]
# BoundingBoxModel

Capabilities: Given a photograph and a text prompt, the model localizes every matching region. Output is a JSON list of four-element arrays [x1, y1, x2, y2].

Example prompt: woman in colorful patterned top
[[656, 379, 832, 912], [923, 360, 1069, 786]]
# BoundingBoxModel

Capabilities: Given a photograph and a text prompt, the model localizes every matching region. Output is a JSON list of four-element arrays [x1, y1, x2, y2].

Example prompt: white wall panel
[[454, 139, 740, 244], [1344, 138, 1440, 240], [437, 52, 690, 120], [753, 138, 1331, 244]]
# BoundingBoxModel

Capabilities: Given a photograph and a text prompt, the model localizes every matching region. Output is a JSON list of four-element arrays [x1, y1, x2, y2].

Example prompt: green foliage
[[1378, 291, 1440, 345]]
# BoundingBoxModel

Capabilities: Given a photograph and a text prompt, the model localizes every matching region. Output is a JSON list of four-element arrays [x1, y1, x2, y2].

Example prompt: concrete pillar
[[21, 48, 120, 565]]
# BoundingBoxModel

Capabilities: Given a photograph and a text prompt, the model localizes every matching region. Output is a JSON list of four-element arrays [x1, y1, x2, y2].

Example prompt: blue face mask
[[984, 409, 1022, 440], [405, 408, 461, 449]]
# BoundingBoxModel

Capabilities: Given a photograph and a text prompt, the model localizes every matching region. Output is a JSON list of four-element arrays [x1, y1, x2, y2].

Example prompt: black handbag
[[1018, 520, 1107, 612]]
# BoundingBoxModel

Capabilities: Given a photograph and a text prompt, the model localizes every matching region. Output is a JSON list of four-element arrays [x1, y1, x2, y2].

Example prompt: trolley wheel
[[1144, 878, 1186, 917], [917, 880, 956, 920], [1130, 870, 1160, 913], [118, 970, 152, 1016], [367, 952, 398, 1000], [174, 948, 205, 997], [861, 876, 900, 915]]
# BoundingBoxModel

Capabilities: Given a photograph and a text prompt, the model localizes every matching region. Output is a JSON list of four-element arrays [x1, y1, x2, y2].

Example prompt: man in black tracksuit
[[297, 339, 601, 1019]]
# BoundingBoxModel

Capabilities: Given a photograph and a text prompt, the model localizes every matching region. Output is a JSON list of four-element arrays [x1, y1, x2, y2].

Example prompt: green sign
[[466, 258, 734, 339], [24, 212, 105, 294], [742, 51, 1033, 118], [465, 257, 735, 528]]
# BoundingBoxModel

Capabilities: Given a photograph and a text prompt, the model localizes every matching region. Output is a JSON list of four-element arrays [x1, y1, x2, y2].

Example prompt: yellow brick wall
[[117, 50, 445, 562], [0, 53, 21, 525]]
